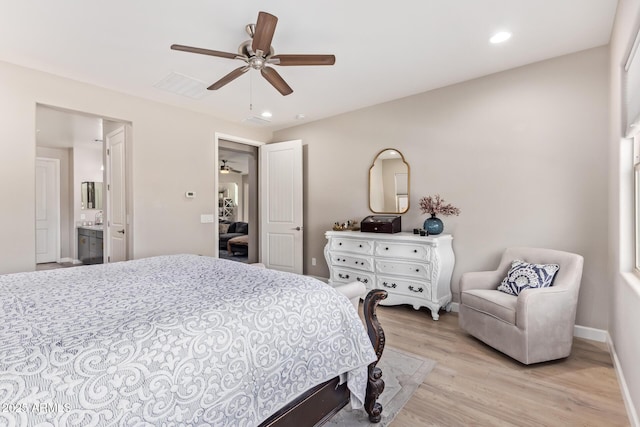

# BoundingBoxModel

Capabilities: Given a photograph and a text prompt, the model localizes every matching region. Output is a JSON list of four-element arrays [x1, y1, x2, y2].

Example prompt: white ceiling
[[1, 1, 618, 131], [36, 105, 103, 150]]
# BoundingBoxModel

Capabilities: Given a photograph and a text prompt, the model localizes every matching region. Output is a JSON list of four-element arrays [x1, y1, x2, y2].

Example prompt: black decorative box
[[360, 215, 401, 234]]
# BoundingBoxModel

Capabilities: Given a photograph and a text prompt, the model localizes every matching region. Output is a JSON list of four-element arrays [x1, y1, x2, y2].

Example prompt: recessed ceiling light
[[490, 31, 512, 44], [261, 111, 272, 118]]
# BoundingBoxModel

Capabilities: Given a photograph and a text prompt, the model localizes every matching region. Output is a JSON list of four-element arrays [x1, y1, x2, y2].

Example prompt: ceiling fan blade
[[252, 12, 278, 54], [271, 54, 336, 66], [208, 66, 250, 90], [261, 67, 293, 96], [171, 44, 239, 60]]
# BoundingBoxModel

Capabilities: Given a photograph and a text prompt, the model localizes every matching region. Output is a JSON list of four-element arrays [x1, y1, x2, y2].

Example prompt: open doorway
[[35, 104, 131, 270], [218, 141, 258, 264]]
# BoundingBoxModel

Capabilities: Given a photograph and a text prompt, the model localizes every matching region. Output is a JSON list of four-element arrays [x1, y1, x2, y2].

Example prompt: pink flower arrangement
[[419, 194, 460, 216]]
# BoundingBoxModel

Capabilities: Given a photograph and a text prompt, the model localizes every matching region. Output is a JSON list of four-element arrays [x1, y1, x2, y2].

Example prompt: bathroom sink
[[79, 224, 104, 230]]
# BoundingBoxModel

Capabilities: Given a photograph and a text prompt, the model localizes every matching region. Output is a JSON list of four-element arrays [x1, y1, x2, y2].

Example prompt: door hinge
[[107, 148, 110, 155], [108, 256, 111, 262], [107, 184, 110, 191]]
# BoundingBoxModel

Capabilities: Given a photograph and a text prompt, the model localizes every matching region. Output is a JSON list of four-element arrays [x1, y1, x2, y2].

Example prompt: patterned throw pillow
[[219, 223, 230, 235], [497, 259, 560, 296]]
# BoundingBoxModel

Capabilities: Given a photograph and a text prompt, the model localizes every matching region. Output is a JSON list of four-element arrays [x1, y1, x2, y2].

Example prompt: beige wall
[[0, 60, 271, 274], [275, 47, 610, 330], [608, 0, 640, 422]]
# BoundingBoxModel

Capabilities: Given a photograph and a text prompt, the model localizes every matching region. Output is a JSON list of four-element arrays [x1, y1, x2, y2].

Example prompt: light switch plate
[[200, 214, 214, 223]]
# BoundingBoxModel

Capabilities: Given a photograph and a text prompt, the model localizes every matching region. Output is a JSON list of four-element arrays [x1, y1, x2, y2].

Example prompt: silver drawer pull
[[338, 273, 350, 279], [382, 281, 397, 289], [408, 285, 424, 293]]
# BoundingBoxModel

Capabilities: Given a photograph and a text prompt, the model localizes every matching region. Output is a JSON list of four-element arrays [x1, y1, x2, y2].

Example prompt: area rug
[[218, 249, 248, 263], [326, 346, 436, 426]]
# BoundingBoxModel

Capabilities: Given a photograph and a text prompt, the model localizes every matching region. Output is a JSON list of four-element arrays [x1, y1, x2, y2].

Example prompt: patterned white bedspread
[[0, 255, 376, 426]]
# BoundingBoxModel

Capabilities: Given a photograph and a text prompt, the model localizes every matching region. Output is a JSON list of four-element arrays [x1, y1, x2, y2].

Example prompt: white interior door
[[259, 140, 303, 273], [106, 127, 127, 262], [35, 157, 60, 263]]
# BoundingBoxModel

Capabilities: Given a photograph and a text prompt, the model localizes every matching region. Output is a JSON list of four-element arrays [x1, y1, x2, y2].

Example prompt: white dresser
[[324, 231, 454, 320]]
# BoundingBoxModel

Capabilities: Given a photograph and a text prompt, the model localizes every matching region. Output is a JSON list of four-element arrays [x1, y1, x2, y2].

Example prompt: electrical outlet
[[311, 257, 317, 266]]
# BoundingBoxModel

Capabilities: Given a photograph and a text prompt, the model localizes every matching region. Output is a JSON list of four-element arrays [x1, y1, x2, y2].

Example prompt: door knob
[[117, 229, 125, 234], [292, 226, 302, 231]]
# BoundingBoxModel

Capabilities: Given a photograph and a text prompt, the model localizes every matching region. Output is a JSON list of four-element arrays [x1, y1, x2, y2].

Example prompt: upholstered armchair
[[458, 247, 584, 365]]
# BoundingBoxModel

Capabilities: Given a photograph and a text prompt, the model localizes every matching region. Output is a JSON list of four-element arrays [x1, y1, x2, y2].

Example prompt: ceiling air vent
[[154, 72, 208, 99]]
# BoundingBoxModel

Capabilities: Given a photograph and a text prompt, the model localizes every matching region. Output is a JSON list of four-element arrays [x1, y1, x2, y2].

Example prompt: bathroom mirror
[[81, 181, 103, 210], [369, 149, 410, 214]]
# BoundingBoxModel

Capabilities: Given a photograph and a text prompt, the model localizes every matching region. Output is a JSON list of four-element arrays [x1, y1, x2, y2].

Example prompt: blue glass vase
[[423, 214, 443, 235]]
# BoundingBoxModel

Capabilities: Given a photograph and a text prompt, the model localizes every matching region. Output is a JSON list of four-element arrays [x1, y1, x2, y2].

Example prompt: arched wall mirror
[[369, 148, 410, 214]]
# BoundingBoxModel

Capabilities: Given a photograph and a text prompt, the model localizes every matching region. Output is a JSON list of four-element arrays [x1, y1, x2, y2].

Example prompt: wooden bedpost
[[363, 289, 387, 423]]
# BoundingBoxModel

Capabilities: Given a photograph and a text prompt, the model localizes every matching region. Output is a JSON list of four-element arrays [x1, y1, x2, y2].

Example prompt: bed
[[0, 255, 386, 426]]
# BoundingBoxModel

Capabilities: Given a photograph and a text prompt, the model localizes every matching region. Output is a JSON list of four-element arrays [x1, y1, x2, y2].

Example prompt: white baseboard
[[607, 333, 640, 427], [309, 275, 329, 283], [71, 259, 83, 265], [573, 325, 608, 342], [56, 257, 73, 263], [449, 302, 460, 312]]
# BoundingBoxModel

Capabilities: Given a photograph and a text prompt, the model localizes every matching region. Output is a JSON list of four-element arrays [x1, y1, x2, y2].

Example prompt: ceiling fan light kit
[[220, 160, 242, 174], [171, 11, 335, 96]]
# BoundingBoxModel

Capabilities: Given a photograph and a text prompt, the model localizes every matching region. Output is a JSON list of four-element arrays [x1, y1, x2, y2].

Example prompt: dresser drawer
[[375, 259, 430, 279], [330, 238, 374, 255], [332, 267, 374, 287], [377, 276, 432, 300], [375, 241, 431, 261], [329, 253, 373, 271]]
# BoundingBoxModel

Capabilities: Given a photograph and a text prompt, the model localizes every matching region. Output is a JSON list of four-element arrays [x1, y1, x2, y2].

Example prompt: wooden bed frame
[[260, 289, 388, 426]]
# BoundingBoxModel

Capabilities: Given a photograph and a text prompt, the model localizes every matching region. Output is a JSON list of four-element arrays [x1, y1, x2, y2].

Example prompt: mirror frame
[[368, 148, 410, 214], [81, 181, 103, 210]]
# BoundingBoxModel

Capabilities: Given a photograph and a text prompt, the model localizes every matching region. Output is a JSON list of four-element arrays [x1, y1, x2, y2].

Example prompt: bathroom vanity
[[78, 225, 104, 264]]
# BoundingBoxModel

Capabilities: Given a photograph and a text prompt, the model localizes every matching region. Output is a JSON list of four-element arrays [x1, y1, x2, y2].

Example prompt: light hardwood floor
[[373, 305, 629, 426]]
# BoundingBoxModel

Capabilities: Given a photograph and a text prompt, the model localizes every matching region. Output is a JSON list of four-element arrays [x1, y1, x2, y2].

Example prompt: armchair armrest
[[460, 270, 505, 292], [516, 287, 574, 330]]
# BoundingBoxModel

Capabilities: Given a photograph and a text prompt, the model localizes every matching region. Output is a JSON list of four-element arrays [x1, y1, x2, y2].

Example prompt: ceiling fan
[[220, 160, 242, 174], [171, 11, 335, 96]]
